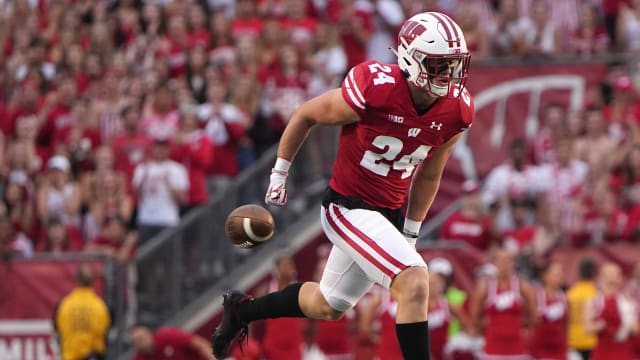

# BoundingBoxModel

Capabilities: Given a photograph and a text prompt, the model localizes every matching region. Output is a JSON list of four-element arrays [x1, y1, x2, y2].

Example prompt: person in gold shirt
[[567, 258, 599, 360], [54, 264, 111, 360]]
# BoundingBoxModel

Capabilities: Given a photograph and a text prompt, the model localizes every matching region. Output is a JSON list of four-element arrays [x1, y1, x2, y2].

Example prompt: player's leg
[[321, 203, 431, 360], [212, 215, 372, 358]]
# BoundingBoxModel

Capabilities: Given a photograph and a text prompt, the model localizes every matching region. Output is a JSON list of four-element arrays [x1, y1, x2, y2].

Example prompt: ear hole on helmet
[[403, 58, 412, 66]]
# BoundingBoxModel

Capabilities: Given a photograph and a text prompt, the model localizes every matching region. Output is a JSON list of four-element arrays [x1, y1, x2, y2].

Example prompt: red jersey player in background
[[469, 248, 537, 360], [212, 11, 474, 360], [584, 262, 639, 360], [529, 261, 568, 360], [359, 258, 472, 360]]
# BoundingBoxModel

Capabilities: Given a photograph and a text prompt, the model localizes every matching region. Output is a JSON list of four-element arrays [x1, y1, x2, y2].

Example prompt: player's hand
[[265, 158, 292, 206], [265, 169, 288, 206]]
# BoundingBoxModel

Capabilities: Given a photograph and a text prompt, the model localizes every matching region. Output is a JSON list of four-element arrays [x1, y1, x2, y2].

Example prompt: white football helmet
[[395, 12, 470, 98]]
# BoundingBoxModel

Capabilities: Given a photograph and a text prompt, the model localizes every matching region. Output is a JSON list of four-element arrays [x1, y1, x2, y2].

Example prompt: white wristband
[[403, 218, 422, 236], [274, 157, 291, 174]]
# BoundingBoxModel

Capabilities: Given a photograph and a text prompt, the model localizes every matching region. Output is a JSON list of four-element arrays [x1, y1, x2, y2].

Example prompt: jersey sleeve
[[340, 62, 371, 116], [459, 86, 475, 129]]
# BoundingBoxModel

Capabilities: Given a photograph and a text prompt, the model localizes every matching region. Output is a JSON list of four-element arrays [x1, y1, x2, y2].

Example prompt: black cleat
[[211, 289, 252, 359]]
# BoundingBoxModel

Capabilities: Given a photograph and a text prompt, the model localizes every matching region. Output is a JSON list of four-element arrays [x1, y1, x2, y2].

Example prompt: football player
[[212, 11, 474, 360]]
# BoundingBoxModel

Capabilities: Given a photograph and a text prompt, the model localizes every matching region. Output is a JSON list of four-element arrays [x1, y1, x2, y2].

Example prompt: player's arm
[[266, 89, 360, 206], [469, 277, 488, 336], [403, 132, 463, 241], [449, 303, 473, 334], [277, 89, 359, 162]]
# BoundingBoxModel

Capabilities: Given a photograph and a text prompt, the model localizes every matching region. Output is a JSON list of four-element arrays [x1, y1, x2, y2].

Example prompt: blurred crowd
[[439, 67, 640, 275], [1, 0, 640, 260]]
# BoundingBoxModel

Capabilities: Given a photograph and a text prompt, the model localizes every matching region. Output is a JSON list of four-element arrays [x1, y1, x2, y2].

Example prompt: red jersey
[[376, 295, 452, 360], [334, 60, 474, 210], [377, 300, 403, 360], [428, 296, 451, 360], [230, 18, 263, 40], [440, 211, 493, 250], [133, 327, 204, 360], [483, 276, 527, 356], [314, 312, 352, 356], [112, 133, 152, 183], [39, 104, 72, 149], [591, 295, 634, 360], [262, 317, 304, 360], [170, 131, 213, 205], [530, 287, 567, 360]]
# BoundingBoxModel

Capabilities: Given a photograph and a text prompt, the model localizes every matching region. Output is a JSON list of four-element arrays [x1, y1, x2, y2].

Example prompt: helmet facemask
[[411, 47, 471, 98]]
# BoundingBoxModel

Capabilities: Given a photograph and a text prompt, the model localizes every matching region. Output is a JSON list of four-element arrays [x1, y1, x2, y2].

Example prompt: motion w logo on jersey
[[407, 128, 422, 137]]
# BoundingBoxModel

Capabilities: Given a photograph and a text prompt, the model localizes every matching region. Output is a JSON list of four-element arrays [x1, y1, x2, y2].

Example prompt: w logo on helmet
[[399, 21, 426, 43]]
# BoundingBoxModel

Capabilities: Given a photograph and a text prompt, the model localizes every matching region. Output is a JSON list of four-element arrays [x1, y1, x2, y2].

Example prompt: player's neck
[[407, 81, 438, 114]]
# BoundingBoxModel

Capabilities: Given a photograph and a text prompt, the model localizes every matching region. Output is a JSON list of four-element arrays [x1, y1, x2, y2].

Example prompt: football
[[225, 204, 275, 248]]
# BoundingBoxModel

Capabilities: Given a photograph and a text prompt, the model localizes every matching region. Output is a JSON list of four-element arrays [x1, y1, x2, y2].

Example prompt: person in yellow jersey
[[54, 264, 111, 360], [567, 258, 599, 360]]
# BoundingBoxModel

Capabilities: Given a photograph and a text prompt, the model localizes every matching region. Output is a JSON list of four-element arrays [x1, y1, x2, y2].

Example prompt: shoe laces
[[236, 324, 249, 352]]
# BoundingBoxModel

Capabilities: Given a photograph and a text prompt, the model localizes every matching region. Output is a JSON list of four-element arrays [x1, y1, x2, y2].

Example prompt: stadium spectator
[[54, 264, 111, 360], [331, 0, 374, 70], [427, 262, 472, 360], [616, 0, 640, 52], [140, 82, 180, 141], [61, 99, 101, 172], [529, 103, 568, 165], [130, 325, 215, 360], [307, 23, 347, 97], [568, 3, 610, 56], [457, 3, 489, 59], [170, 109, 213, 211], [132, 139, 189, 244], [626, 262, 640, 359], [483, 138, 540, 232], [0, 214, 33, 259], [280, 0, 318, 50], [519, 0, 561, 57], [82, 150, 132, 243], [38, 76, 78, 153], [36, 155, 81, 227], [429, 257, 468, 336], [469, 248, 537, 359], [9, 115, 45, 180], [3, 181, 35, 240], [367, 0, 404, 64], [488, 0, 529, 56], [603, 75, 640, 144], [86, 216, 136, 263], [529, 261, 568, 360], [537, 138, 589, 240], [37, 216, 83, 254], [441, 180, 494, 250], [573, 108, 617, 169], [231, 0, 263, 41], [112, 104, 151, 185], [198, 82, 248, 196], [567, 258, 599, 360], [584, 262, 639, 360]]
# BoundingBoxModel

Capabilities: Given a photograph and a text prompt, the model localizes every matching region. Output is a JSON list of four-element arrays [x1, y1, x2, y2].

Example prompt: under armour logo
[[430, 122, 443, 131], [408, 128, 422, 137]]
